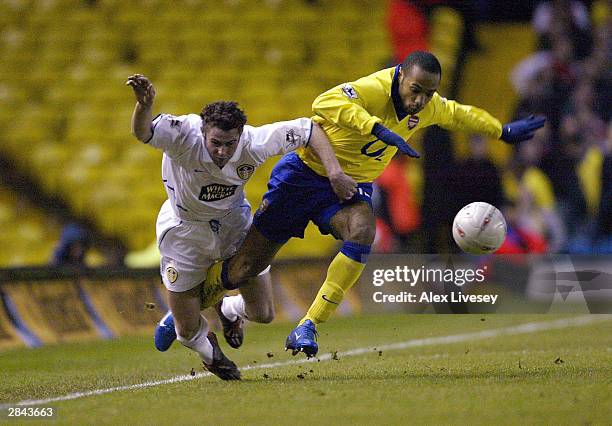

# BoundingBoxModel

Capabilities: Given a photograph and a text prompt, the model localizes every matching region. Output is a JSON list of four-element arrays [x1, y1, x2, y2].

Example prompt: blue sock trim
[[340, 242, 371, 264]]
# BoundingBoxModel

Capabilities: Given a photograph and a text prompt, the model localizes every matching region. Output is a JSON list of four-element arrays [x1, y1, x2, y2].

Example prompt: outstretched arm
[[432, 94, 546, 143], [307, 123, 358, 201], [126, 74, 156, 142]]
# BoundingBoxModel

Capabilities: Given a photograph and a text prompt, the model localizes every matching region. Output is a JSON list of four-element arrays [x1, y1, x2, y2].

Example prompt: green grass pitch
[[1, 314, 611, 425]]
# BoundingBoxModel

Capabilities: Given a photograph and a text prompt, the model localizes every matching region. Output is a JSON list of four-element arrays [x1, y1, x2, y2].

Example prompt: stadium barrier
[[0, 259, 354, 350], [0, 268, 169, 349], [1, 255, 610, 350]]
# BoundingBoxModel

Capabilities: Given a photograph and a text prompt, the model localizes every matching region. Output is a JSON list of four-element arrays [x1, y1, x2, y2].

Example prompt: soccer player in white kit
[[126, 74, 357, 379]]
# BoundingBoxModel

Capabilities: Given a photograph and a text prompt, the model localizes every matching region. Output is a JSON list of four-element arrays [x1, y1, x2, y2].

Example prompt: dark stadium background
[[0, 0, 609, 347]]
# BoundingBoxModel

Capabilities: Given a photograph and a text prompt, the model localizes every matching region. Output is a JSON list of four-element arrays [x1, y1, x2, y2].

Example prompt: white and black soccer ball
[[452, 202, 507, 255]]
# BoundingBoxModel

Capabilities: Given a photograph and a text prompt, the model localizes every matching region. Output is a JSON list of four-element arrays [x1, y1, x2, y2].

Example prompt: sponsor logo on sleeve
[[198, 184, 238, 201], [342, 83, 358, 99], [236, 164, 255, 180], [285, 129, 303, 150]]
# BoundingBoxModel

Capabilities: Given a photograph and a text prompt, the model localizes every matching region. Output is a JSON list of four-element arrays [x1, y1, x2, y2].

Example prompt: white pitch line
[[1, 315, 610, 409]]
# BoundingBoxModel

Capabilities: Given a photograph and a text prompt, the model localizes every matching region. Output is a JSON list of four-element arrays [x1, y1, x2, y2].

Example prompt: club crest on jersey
[[166, 266, 178, 283], [198, 184, 238, 201], [285, 129, 303, 151], [209, 219, 221, 234], [236, 163, 255, 180], [342, 84, 358, 99], [407, 115, 420, 130]]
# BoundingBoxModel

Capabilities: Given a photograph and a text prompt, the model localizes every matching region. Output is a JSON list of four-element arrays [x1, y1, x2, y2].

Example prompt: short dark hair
[[401, 51, 442, 77], [200, 101, 247, 131]]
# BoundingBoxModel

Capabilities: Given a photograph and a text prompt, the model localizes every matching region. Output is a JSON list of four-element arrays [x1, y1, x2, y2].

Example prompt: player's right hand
[[126, 74, 156, 107], [500, 115, 546, 144], [329, 170, 358, 201], [371, 123, 420, 158]]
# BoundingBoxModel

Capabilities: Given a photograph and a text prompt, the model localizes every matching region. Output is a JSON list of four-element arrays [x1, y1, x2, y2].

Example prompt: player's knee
[[346, 223, 375, 245], [339, 207, 376, 245], [259, 304, 275, 323], [254, 307, 275, 324], [246, 303, 275, 324]]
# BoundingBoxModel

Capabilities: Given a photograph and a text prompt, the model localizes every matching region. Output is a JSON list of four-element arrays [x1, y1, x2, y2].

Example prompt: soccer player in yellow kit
[[205, 51, 546, 356]]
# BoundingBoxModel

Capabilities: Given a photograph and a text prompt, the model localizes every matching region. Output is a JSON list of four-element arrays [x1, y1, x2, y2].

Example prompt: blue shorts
[[253, 152, 373, 244]]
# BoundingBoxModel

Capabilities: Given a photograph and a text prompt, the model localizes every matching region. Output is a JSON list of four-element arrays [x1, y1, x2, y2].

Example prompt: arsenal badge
[[407, 115, 420, 130]]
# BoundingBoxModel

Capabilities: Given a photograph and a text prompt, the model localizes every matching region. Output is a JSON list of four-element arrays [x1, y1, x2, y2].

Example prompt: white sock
[[176, 315, 213, 364], [221, 295, 247, 322]]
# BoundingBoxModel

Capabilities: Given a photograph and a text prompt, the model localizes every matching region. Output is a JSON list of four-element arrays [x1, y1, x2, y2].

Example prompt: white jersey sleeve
[[246, 117, 313, 164], [147, 114, 201, 159]]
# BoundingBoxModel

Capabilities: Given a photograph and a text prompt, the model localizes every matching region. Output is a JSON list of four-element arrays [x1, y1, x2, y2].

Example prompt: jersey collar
[[391, 65, 409, 122]]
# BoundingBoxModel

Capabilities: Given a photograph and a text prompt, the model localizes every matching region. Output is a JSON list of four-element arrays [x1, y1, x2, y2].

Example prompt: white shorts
[[156, 200, 252, 293]]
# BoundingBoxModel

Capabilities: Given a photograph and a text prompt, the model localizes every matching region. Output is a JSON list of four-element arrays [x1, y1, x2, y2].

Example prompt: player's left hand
[[329, 171, 358, 201], [372, 123, 420, 158], [500, 115, 546, 144], [126, 74, 156, 107]]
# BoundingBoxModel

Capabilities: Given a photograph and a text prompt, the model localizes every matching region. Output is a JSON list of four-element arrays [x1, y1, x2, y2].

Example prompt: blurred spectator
[[453, 135, 504, 209], [386, 0, 486, 66], [580, 22, 612, 121], [533, 0, 592, 57], [503, 130, 567, 252], [497, 202, 549, 254], [563, 78, 607, 141], [51, 223, 90, 267], [594, 121, 612, 251], [540, 115, 589, 241], [373, 156, 421, 252], [419, 0, 485, 51], [511, 34, 578, 128], [422, 127, 457, 253], [387, 0, 429, 64]]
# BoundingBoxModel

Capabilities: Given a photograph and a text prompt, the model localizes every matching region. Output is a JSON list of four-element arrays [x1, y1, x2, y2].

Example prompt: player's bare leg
[[286, 202, 375, 356], [168, 286, 240, 380], [205, 224, 282, 289], [241, 271, 275, 323], [214, 271, 275, 348], [228, 225, 284, 286], [329, 202, 376, 245]]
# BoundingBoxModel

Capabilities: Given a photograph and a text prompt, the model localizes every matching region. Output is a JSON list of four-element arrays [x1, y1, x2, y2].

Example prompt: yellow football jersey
[[298, 66, 503, 182]]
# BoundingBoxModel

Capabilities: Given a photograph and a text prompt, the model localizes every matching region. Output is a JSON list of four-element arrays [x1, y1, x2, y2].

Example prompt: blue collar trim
[[391, 65, 408, 121]]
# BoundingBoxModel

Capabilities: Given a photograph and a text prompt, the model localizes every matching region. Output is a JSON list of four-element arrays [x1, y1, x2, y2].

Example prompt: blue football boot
[[154, 311, 176, 352], [285, 320, 318, 357]]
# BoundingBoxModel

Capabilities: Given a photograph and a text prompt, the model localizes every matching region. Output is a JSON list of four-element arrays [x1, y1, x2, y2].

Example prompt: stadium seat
[[0, 0, 426, 260]]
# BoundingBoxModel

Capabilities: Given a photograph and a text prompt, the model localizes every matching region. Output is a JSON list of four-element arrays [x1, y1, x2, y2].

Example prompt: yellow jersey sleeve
[[311, 72, 389, 135], [430, 94, 503, 139], [299, 67, 504, 183]]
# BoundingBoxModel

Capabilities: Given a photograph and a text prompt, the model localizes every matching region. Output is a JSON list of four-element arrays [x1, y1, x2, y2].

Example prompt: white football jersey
[[147, 113, 312, 221]]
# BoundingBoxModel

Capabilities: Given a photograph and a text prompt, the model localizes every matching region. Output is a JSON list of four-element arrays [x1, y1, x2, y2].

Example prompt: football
[[452, 202, 507, 255]]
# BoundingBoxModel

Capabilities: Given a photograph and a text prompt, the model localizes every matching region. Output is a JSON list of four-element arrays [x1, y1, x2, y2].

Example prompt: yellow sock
[[201, 261, 226, 309], [205, 261, 224, 286], [300, 252, 365, 325]]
